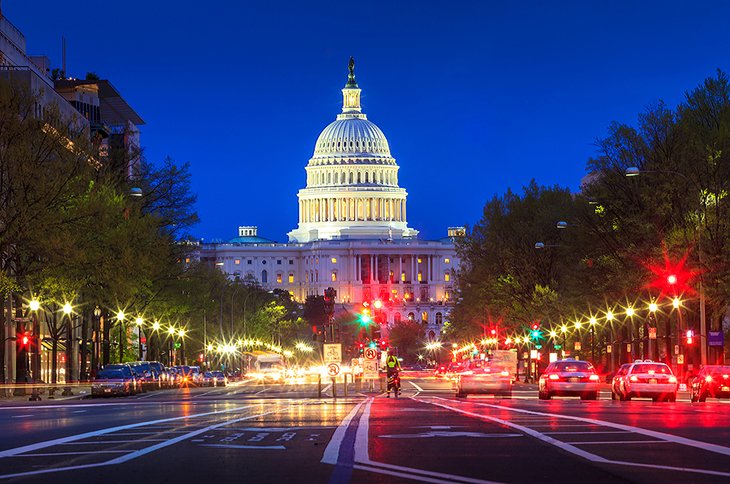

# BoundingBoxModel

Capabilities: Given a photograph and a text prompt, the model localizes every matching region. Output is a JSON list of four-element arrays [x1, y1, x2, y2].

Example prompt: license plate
[[569, 377, 579, 383], [648, 379, 657, 384], [104, 389, 111, 393], [722, 386, 730, 392]]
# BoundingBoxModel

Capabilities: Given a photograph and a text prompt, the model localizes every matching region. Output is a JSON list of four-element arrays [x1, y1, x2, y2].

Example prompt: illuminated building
[[199, 59, 460, 339]]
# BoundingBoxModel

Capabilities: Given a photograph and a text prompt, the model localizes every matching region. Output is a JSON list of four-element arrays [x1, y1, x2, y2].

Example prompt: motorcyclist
[[385, 348, 401, 397]]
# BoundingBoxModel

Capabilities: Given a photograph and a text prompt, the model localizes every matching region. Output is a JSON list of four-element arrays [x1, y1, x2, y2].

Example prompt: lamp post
[[605, 310, 615, 372], [177, 329, 187, 365], [625, 166, 708, 365], [91, 306, 101, 374], [28, 299, 42, 401], [116, 311, 126, 363], [62, 303, 74, 396], [135, 317, 144, 360], [167, 326, 176, 366], [151, 321, 161, 361], [589, 316, 597, 364]]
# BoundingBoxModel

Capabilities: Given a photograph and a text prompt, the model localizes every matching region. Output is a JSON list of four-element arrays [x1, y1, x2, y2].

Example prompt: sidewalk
[[0, 384, 90, 403]]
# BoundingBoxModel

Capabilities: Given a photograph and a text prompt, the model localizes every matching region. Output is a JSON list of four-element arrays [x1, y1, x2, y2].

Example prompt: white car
[[615, 360, 677, 402], [538, 359, 600, 400], [455, 365, 512, 398]]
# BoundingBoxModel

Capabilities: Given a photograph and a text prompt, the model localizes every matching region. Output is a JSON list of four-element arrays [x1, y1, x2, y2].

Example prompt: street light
[[116, 311, 126, 363], [27, 298, 42, 401], [625, 165, 708, 365], [135, 317, 144, 360]]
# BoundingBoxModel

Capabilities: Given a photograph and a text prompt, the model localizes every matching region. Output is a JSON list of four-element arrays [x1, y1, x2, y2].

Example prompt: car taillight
[[500, 371, 509, 377], [723, 374, 729, 379], [705, 375, 713, 383], [669, 376, 677, 383], [589, 374, 599, 381], [630, 375, 638, 382], [549, 374, 559, 380]]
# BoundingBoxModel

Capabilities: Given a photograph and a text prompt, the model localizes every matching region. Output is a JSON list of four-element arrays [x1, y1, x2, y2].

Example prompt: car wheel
[[624, 394, 631, 401], [668, 394, 676, 403], [699, 393, 707, 403], [690, 393, 698, 403]]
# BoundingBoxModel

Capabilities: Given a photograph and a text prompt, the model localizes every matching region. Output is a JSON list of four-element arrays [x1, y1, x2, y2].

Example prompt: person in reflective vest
[[385, 349, 401, 376]]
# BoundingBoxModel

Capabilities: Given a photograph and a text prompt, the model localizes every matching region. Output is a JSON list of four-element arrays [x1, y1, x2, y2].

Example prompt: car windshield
[[96, 370, 123, 379], [552, 362, 593, 372], [705, 366, 730, 376], [632, 364, 671, 374], [212, 371, 225, 377]]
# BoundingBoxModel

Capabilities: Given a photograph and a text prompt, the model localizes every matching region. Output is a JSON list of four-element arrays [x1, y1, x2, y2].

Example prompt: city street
[[1, 376, 729, 483]]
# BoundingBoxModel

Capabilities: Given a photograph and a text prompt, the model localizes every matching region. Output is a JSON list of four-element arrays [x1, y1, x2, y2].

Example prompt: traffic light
[[530, 322, 541, 340], [358, 342, 364, 354], [686, 329, 694, 345], [198, 353, 204, 362], [21, 333, 29, 346], [358, 302, 372, 326], [368, 341, 377, 349], [380, 340, 387, 350], [489, 328, 497, 337]]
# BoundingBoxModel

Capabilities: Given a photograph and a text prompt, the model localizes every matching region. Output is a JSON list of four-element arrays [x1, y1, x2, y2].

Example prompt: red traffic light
[[531, 323, 539, 331], [686, 329, 694, 345], [21, 334, 29, 346], [198, 353, 204, 362], [358, 342, 364, 348], [667, 274, 677, 285], [489, 328, 497, 336]]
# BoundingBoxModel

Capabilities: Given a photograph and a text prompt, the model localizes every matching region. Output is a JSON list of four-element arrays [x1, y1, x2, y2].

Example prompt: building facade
[[200, 59, 461, 339]]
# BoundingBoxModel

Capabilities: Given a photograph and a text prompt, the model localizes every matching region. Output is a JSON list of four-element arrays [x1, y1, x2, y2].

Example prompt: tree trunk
[[51, 338, 58, 384], [102, 313, 110, 367], [65, 315, 73, 383], [13, 293, 27, 395], [79, 310, 89, 380], [0, 294, 7, 385]]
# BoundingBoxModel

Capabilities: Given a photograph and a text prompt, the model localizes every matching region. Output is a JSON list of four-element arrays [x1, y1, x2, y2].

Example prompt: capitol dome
[[288, 58, 417, 243]]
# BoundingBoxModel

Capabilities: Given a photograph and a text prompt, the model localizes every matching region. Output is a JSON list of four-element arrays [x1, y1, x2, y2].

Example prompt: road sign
[[363, 347, 377, 360], [648, 327, 657, 340], [677, 354, 684, 364], [362, 359, 378, 380], [323, 343, 342, 364], [326, 362, 340, 377], [574, 342, 581, 351], [709, 331, 724, 347]]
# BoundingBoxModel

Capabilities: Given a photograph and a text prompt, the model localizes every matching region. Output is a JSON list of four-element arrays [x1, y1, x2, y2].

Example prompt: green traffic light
[[368, 342, 377, 349], [531, 330, 540, 340]]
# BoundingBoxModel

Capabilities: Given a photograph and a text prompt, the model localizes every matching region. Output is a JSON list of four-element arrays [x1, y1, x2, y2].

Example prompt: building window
[[421, 312, 428, 323], [417, 258, 422, 263], [262, 260, 267, 265], [289, 260, 294, 265], [407, 312, 415, 321], [277, 260, 282, 265], [235, 259, 240, 265], [331, 271, 337, 282], [417, 272, 423, 282], [247, 260, 252, 265], [288, 273, 294, 283], [276, 274, 282, 283], [401, 272, 406, 282], [331, 257, 337, 264], [394, 312, 401, 324], [444, 272, 450, 282], [261, 270, 268, 283], [436, 313, 443, 325], [185, 258, 190, 264], [444, 258, 450, 264]]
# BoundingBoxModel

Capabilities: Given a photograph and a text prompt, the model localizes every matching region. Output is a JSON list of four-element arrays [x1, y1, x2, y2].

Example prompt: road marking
[[71, 410, 86, 413], [0, 405, 288, 479], [322, 384, 332, 395], [0, 404, 257, 457], [543, 431, 627, 435], [220, 426, 335, 432], [409, 381, 424, 392], [378, 431, 522, 439], [10, 414, 33, 418], [200, 444, 285, 450], [320, 400, 366, 465], [64, 439, 168, 444], [15, 450, 132, 457], [571, 440, 671, 445], [424, 397, 730, 478]]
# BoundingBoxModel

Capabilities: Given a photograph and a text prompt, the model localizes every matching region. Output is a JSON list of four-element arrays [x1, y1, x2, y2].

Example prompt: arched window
[[327, 172, 331, 184], [349, 172, 353, 184], [357, 172, 361, 183], [428, 330, 436, 340], [407, 312, 415, 321], [365, 172, 369, 183], [394, 313, 402, 324], [261, 270, 268, 284], [421, 312, 428, 323], [435, 313, 443, 325]]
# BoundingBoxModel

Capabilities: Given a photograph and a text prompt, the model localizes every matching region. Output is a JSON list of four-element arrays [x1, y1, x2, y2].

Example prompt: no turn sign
[[364, 347, 377, 360], [327, 363, 340, 377]]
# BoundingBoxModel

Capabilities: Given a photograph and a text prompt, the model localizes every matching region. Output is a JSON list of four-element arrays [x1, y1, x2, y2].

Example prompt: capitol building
[[199, 60, 461, 339]]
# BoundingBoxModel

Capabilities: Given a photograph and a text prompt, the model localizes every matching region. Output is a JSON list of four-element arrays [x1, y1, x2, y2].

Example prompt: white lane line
[[409, 381, 424, 392], [0, 404, 257, 457], [320, 400, 365, 465], [200, 444, 286, 450], [16, 451, 133, 457], [72, 410, 86, 414], [10, 415, 33, 418], [543, 431, 628, 435], [321, 384, 332, 395], [64, 440, 168, 444], [466, 400, 730, 457], [349, 398, 497, 484], [0, 406, 288, 479], [571, 440, 671, 445], [426, 398, 730, 478]]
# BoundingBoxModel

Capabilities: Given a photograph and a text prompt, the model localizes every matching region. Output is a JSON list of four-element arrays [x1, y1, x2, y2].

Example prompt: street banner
[[323, 343, 342, 364]]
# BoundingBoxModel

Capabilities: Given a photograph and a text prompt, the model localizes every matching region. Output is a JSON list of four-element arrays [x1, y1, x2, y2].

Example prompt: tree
[[388, 317, 424, 362]]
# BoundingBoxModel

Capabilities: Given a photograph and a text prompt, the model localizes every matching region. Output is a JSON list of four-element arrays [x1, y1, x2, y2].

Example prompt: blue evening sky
[[6, 1, 728, 241]]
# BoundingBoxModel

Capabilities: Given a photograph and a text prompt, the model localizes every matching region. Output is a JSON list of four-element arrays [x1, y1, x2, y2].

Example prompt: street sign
[[363, 347, 377, 360], [362, 359, 378, 380], [574, 342, 581, 351], [323, 343, 342, 364], [606, 344, 612, 353], [709, 331, 724, 347], [326, 362, 340, 377], [677, 354, 684, 364], [674, 345, 680, 355], [648, 327, 657, 340]]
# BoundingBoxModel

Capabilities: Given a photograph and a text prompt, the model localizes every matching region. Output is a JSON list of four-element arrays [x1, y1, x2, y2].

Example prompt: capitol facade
[[198, 60, 461, 339]]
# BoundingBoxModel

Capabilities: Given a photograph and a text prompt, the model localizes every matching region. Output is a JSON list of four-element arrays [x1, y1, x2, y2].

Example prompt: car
[[690, 365, 730, 402], [211, 371, 227, 387], [611, 363, 632, 400], [103, 364, 142, 394], [614, 360, 678, 402], [172, 365, 197, 386], [538, 359, 600, 400], [91, 369, 135, 397], [201, 372, 215, 387], [189, 366, 202, 385], [434, 364, 449, 377], [455, 364, 512, 398], [146, 361, 172, 388]]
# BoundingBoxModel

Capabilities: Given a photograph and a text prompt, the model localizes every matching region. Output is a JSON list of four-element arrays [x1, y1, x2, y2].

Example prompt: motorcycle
[[387, 371, 401, 398]]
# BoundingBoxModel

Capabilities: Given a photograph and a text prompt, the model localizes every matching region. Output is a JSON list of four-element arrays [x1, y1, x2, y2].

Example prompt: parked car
[[538, 359, 600, 400], [613, 360, 678, 402], [455, 364, 512, 398], [201, 372, 215, 387], [146, 361, 172, 388], [103, 364, 142, 394], [91, 369, 135, 397], [610, 363, 633, 400], [690, 365, 730, 402]]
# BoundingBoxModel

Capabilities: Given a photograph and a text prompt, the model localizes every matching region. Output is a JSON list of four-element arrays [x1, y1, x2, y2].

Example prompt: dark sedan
[[91, 369, 135, 397], [691, 365, 730, 402]]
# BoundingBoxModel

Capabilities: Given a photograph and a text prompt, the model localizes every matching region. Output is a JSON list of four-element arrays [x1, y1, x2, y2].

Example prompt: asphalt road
[[1, 376, 729, 483]]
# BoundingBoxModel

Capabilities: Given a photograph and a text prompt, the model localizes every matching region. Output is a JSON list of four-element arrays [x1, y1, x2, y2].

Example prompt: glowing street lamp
[[62, 303, 73, 315]]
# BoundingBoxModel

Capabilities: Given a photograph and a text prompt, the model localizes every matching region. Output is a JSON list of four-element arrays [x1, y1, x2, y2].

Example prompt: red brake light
[[630, 375, 638, 382], [549, 374, 559, 380], [589, 374, 599, 381], [705, 375, 713, 383]]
